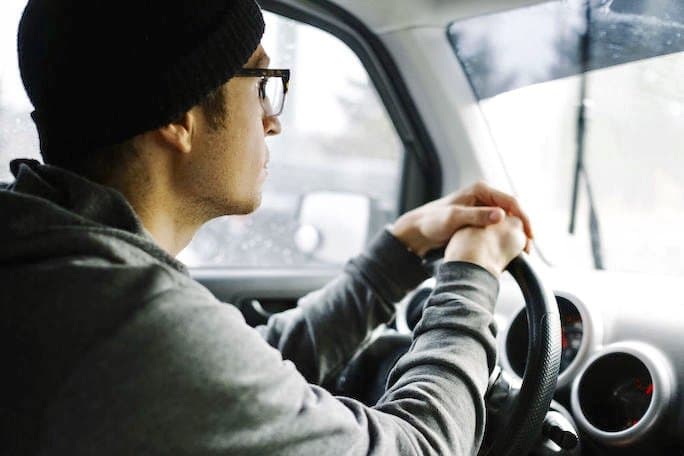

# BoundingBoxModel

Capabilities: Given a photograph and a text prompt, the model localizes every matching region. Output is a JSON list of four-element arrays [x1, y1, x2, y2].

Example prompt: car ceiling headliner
[[325, 0, 547, 34]]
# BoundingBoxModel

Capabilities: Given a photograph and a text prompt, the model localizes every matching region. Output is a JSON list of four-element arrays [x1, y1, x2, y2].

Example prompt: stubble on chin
[[218, 191, 262, 217]]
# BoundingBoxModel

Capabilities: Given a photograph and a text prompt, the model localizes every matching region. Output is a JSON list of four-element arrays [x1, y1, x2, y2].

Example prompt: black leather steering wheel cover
[[482, 255, 562, 455]]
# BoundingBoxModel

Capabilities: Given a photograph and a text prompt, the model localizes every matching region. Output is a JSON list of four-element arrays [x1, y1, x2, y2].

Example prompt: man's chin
[[226, 194, 262, 216]]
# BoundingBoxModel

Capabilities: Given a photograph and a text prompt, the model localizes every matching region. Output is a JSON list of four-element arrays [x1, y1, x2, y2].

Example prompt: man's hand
[[390, 181, 533, 257], [445, 215, 527, 277]]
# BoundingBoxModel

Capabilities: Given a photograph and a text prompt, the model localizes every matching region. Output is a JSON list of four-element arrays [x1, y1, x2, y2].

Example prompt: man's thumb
[[451, 206, 504, 228], [488, 207, 505, 223]]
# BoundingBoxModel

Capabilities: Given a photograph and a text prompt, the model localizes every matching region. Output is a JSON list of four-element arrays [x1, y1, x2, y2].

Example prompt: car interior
[[1, 0, 682, 454]]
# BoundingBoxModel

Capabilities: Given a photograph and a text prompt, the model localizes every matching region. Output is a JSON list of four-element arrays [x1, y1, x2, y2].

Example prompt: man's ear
[[155, 110, 197, 155]]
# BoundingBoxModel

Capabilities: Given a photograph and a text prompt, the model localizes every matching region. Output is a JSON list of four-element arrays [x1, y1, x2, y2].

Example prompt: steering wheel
[[333, 255, 562, 456]]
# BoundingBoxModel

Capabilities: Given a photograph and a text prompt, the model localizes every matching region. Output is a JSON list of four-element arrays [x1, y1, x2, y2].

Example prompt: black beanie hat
[[17, 0, 265, 167]]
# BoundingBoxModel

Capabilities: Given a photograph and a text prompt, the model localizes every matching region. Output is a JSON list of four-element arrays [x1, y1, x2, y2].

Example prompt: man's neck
[[135, 203, 200, 256], [106, 175, 203, 257]]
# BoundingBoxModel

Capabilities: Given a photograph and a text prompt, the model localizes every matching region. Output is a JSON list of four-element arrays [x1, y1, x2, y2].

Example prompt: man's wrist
[[388, 214, 429, 257], [444, 242, 503, 278], [443, 256, 501, 279], [435, 261, 500, 312], [353, 229, 430, 301]]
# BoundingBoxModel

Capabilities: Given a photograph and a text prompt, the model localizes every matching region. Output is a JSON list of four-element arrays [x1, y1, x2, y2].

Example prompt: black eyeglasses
[[234, 68, 290, 117]]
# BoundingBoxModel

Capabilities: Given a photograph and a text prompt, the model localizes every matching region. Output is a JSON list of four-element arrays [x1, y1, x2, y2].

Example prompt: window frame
[[260, 0, 442, 214]]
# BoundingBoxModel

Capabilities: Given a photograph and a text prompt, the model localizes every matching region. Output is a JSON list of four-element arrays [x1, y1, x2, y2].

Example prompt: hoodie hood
[[1, 160, 197, 452], [1, 159, 186, 273]]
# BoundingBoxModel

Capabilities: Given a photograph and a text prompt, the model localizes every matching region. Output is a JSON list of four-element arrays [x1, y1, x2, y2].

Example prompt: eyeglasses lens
[[262, 77, 285, 116]]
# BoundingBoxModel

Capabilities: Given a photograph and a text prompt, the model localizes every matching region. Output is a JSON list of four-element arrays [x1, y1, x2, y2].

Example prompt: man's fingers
[[488, 207, 505, 223], [449, 205, 505, 230], [441, 182, 534, 240], [471, 182, 534, 239], [423, 191, 459, 209], [524, 238, 532, 254], [506, 214, 524, 229]]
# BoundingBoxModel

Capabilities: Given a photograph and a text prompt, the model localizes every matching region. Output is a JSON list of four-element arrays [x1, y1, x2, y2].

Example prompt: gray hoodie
[[0, 159, 499, 455]]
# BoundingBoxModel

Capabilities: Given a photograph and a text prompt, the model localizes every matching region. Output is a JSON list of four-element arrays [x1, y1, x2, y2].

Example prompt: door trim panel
[[192, 268, 340, 304]]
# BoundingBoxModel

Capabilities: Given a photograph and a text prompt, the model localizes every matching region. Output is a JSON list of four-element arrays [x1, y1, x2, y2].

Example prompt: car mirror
[[295, 191, 373, 264]]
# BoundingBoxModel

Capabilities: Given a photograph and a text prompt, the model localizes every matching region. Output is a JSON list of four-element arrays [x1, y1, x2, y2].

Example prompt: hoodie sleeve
[[256, 229, 431, 385], [40, 263, 499, 456]]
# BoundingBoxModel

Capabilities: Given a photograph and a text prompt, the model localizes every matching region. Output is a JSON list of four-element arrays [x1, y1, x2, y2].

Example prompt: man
[[1, 0, 532, 454]]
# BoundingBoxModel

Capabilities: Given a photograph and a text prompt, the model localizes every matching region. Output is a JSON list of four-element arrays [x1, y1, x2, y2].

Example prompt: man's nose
[[264, 115, 282, 137]]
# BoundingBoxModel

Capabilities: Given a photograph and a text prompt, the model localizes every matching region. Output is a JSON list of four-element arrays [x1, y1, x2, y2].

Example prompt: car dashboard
[[395, 263, 684, 454]]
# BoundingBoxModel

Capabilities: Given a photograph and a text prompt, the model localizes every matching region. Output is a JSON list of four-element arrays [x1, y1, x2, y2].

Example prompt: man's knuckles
[[494, 217, 526, 255]]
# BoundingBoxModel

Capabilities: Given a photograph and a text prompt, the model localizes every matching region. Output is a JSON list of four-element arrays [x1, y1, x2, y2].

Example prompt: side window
[[0, 1, 41, 182], [179, 13, 404, 268]]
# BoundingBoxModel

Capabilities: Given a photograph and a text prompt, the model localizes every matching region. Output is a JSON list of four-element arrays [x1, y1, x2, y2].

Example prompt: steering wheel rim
[[480, 255, 562, 455], [334, 254, 562, 455]]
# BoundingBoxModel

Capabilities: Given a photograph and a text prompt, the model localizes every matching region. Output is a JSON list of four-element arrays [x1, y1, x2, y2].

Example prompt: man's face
[[187, 44, 281, 217]]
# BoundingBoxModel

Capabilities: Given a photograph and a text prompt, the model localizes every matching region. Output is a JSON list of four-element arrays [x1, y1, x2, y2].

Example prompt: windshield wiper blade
[[569, 0, 605, 270], [585, 171, 604, 269]]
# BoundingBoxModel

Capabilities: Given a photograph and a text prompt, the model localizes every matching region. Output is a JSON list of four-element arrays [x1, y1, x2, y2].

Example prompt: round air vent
[[504, 294, 588, 387], [571, 343, 674, 446], [578, 352, 653, 432]]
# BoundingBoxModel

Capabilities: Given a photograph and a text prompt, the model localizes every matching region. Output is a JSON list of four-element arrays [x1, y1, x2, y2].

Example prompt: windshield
[[448, 0, 684, 275]]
